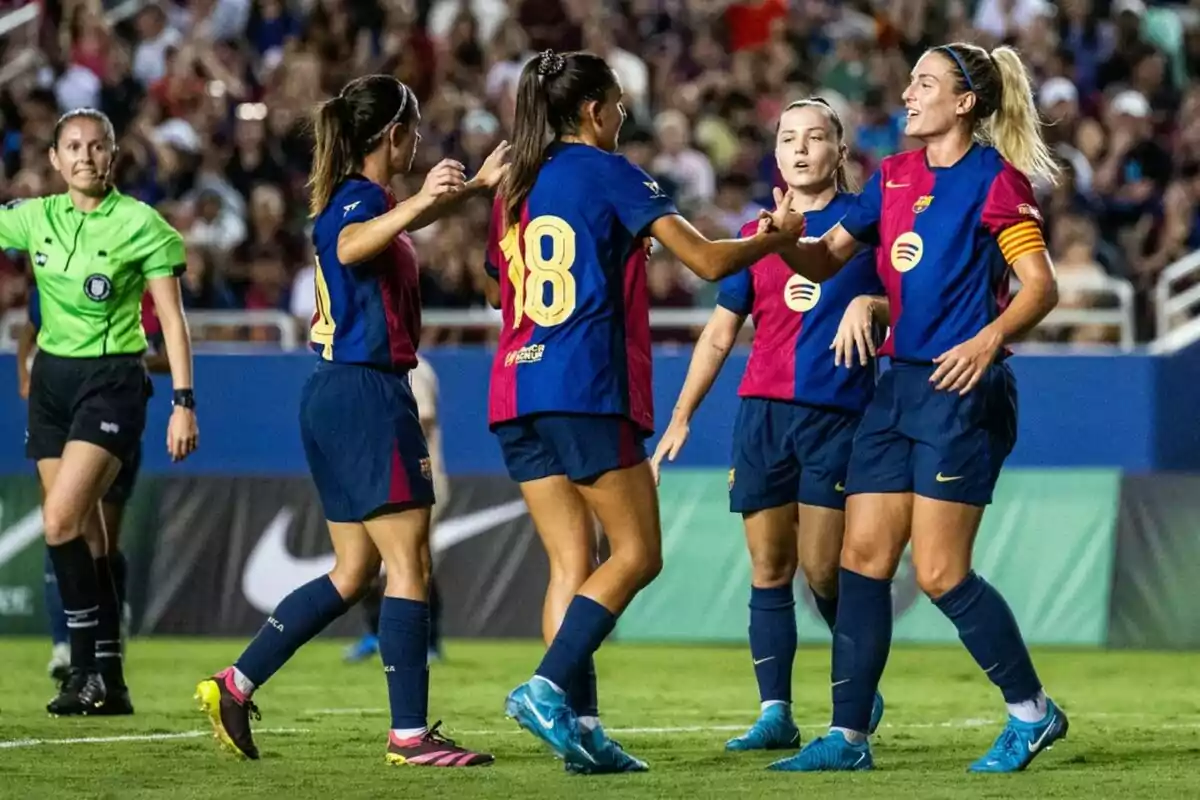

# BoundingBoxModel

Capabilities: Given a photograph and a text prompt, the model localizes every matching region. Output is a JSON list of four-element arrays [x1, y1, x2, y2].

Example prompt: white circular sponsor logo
[[890, 231, 924, 273], [783, 274, 821, 313]]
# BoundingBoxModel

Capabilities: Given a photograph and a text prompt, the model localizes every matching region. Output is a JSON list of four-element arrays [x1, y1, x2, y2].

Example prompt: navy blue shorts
[[845, 360, 1017, 506], [730, 397, 860, 513], [300, 361, 434, 523], [493, 413, 647, 484]]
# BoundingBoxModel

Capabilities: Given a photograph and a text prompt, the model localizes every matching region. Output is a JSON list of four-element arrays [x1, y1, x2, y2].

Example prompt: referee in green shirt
[[2, 109, 200, 716]]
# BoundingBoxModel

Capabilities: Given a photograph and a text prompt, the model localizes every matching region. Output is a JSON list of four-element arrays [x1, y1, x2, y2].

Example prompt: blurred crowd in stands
[[1, 0, 1199, 345]]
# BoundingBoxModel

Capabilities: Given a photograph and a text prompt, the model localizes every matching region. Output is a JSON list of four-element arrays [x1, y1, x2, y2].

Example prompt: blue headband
[[939, 46, 974, 91]]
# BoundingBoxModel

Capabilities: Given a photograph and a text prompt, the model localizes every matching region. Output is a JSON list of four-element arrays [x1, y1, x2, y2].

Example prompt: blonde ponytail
[[982, 47, 1060, 186]]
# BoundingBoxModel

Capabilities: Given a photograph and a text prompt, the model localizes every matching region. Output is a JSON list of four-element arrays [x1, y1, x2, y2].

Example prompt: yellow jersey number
[[310, 256, 335, 359], [499, 215, 577, 329]]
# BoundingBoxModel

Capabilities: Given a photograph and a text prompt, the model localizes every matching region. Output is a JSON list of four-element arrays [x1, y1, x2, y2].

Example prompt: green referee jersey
[[0, 189, 185, 358]]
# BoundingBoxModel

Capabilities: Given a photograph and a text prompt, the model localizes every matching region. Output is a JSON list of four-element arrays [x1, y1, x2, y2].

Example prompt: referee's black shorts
[[26, 352, 151, 470]]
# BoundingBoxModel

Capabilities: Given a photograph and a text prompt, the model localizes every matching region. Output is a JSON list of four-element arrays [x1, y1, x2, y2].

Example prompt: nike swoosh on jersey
[[935, 473, 964, 482], [885, 180, 910, 188], [241, 498, 530, 614]]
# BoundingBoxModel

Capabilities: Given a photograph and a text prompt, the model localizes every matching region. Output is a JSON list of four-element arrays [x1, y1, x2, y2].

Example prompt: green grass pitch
[[2, 638, 1199, 799]]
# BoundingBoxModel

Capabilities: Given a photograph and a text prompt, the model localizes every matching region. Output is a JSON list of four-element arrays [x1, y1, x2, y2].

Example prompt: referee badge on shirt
[[912, 195, 933, 214], [34, 251, 48, 267], [83, 273, 113, 301]]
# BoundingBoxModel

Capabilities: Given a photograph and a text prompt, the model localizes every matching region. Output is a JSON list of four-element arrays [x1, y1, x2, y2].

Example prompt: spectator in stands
[[0, 0, 1194, 344]]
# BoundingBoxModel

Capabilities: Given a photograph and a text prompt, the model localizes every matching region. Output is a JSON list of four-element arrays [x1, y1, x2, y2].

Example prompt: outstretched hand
[[472, 140, 511, 190], [757, 187, 806, 239], [419, 158, 467, 205]]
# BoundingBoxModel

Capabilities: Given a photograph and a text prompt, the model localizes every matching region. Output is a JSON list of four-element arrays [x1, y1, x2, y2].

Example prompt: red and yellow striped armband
[[996, 220, 1047, 265]]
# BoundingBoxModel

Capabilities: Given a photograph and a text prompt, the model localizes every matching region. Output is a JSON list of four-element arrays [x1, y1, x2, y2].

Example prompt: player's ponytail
[[986, 47, 1060, 186], [308, 96, 355, 218], [501, 50, 619, 227], [307, 75, 417, 218], [934, 42, 1059, 186], [503, 55, 553, 228]]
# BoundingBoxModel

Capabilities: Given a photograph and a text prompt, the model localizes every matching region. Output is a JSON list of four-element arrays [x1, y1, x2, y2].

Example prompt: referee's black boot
[[91, 683, 134, 716], [47, 668, 107, 716]]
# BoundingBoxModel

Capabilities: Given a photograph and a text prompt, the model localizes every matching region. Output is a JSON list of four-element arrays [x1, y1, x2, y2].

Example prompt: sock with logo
[[44, 547, 69, 645], [378, 596, 430, 733], [933, 571, 1043, 711], [535, 595, 616, 693], [567, 656, 599, 719], [830, 568, 893, 734], [94, 555, 125, 688], [234, 575, 348, 687], [810, 585, 838, 632], [749, 584, 796, 705], [48, 538, 101, 671]]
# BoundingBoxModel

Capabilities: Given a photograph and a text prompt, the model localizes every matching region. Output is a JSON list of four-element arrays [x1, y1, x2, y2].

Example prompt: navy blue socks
[[933, 571, 1042, 704], [234, 575, 348, 687], [536, 595, 615, 694], [378, 597, 430, 731], [810, 585, 838, 632], [830, 568, 893, 734], [749, 584, 797, 704]]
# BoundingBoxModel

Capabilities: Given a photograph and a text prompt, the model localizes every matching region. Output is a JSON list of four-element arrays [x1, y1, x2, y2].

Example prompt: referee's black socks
[[94, 554, 126, 688], [47, 538, 100, 672]]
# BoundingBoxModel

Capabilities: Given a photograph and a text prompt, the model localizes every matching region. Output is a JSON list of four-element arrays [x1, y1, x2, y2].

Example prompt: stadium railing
[[1151, 248, 1200, 354], [0, 308, 300, 351], [0, 272, 1137, 352]]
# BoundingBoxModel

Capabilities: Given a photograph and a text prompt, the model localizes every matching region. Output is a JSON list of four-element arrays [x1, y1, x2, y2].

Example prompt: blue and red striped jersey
[[717, 193, 883, 413], [839, 145, 1047, 362], [309, 176, 421, 370], [485, 142, 679, 432]]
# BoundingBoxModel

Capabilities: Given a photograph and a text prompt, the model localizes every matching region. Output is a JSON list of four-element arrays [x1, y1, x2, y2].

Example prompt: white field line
[[7, 713, 1200, 750], [0, 727, 310, 750]]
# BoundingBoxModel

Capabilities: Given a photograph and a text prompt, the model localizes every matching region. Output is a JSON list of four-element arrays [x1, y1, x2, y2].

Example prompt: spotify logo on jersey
[[783, 273, 821, 313], [84, 274, 113, 302], [890, 232, 924, 273]]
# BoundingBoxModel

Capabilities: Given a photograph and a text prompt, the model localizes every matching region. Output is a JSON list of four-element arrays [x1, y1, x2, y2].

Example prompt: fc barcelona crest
[[912, 195, 934, 214]]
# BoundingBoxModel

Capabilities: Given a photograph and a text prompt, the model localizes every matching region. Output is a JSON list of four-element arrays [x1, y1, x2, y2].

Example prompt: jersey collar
[[65, 187, 121, 216]]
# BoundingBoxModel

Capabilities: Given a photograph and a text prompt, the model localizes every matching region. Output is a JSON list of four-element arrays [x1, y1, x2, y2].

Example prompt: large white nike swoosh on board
[[0, 505, 44, 569], [241, 499, 529, 614]]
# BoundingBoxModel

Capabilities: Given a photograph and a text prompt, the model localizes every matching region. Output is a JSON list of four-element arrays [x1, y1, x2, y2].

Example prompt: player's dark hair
[[502, 50, 618, 227], [779, 97, 857, 193], [308, 74, 418, 218], [52, 108, 116, 150], [934, 43, 1059, 185]]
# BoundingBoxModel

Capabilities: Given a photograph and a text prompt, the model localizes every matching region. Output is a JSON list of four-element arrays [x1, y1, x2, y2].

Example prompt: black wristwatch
[[172, 389, 196, 410]]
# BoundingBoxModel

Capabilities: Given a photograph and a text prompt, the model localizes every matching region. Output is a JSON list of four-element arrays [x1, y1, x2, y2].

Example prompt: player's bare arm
[[772, 221, 861, 284], [832, 294, 889, 368], [144, 349, 172, 374], [147, 275, 198, 461], [336, 159, 466, 264], [652, 306, 745, 483], [16, 320, 35, 399], [649, 212, 804, 282], [930, 250, 1058, 395], [409, 142, 511, 233]]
